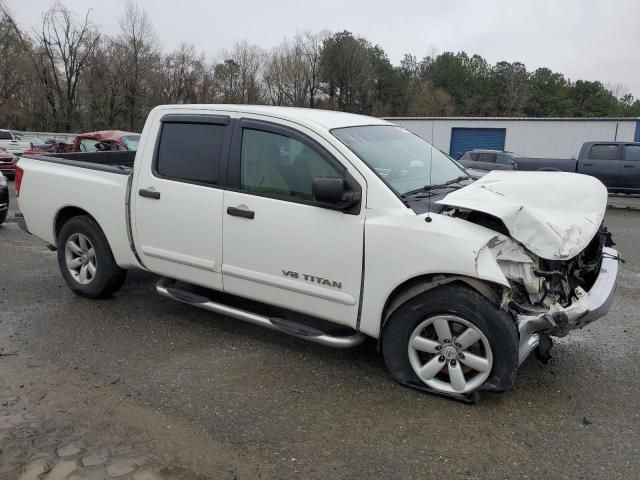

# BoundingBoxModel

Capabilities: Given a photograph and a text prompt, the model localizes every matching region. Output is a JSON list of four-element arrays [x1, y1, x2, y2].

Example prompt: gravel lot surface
[[0, 204, 638, 479]]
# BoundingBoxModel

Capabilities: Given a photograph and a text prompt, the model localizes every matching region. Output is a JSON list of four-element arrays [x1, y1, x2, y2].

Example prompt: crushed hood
[[438, 171, 607, 260]]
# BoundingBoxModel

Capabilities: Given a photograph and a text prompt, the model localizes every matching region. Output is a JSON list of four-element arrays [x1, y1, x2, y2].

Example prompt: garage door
[[449, 128, 506, 159]]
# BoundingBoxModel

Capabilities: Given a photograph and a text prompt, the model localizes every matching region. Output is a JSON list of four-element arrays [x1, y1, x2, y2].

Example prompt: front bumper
[[516, 247, 620, 364]]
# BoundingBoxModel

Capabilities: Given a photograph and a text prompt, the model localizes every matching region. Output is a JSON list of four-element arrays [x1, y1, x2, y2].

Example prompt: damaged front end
[[484, 224, 620, 364], [438, 171, 621, 364]]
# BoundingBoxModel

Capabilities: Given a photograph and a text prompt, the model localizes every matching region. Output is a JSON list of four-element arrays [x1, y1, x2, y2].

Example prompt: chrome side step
[[155, 278, 366, 349]]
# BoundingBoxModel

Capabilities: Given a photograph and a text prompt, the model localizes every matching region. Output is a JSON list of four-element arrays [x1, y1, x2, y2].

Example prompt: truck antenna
[[425, 146, 433, 223]]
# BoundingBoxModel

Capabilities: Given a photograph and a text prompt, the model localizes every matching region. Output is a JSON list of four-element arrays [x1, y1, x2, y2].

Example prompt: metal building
[[385, 117, 640, 159]]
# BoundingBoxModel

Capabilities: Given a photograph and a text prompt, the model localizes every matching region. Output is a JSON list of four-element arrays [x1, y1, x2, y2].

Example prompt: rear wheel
[[0, 209, 6, 225], [56, 216, 127, 298], [382, 284, 518, 396]]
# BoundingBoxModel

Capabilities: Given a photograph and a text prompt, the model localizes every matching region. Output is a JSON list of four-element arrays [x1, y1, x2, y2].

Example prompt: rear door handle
[[583, 162, 594, 166], [139, 188, 161, 199], [623, 165, 635, 168], [227, 206, 255, 219]]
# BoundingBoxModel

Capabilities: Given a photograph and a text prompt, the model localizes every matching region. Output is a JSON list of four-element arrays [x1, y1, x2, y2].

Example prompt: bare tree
[[35, 2, 99, 130], [264, 39, 307, 106], [118, 0, 155, 130], [1, 1, 98, 130], [160, 43, 209, 104], [216, 40, 264, 104], [299, 30, 329, 108]]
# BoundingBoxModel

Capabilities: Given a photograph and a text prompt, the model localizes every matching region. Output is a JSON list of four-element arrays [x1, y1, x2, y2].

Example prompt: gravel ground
[[0, 208, 638, 479]]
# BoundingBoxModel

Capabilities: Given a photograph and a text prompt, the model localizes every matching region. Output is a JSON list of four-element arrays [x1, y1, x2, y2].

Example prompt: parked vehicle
[[458, 142, 640, 191], [15, 105, 620, 402], [0, 172, 8, 225], [0, 147, 17, 178], [0, 129, 32, 155], [25, 130, 141, 155]]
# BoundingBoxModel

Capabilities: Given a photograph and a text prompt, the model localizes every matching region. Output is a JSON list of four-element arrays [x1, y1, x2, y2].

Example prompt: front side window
[[589, 144, 619, 160], [240, 128, 341, 201], [0, 131, 12, 140], [332, 125, 467, 196], [624, 145, 640, 161], [156, 122, 226, 184]]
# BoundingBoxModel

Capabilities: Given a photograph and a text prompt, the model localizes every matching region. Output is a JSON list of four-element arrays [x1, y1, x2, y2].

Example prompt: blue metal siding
[[449, 128, 506, 159], [635, 121, 640, 142]]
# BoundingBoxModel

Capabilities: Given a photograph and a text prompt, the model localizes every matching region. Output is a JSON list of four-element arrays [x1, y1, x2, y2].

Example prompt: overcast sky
[[8, 0, 640, 97]]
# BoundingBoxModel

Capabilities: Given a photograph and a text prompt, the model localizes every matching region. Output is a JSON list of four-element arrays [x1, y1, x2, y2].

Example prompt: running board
[[155, 278, 366, 349]]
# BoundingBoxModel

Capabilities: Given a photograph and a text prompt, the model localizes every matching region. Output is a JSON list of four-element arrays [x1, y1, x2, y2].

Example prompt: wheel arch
[[54, 206, 100, 242], [379, 273, 510, 344]]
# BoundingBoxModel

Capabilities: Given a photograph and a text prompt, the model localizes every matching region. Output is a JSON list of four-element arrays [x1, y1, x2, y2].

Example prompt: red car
[[0, 147, 17, 178], [25, 130, 140, 155]]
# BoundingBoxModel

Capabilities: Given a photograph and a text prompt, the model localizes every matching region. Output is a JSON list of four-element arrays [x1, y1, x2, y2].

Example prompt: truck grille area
[[535, 225, 614, 307]]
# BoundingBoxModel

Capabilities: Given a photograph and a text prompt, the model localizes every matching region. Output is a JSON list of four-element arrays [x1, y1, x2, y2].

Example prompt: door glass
[[624, 145, 640, 161], [156, 122, 226, 184], [240, 129, 341, 201], [477, 153, 497, 163], [589, 144, 619, 160]]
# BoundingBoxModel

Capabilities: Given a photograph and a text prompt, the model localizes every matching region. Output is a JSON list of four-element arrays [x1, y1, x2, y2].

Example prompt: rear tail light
[[14, 165, 24, 197]]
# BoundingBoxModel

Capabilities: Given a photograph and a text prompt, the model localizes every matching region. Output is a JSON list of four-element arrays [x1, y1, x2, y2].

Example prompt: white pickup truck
[[0, 129, 33, 154], [15, 105, 620, 402]]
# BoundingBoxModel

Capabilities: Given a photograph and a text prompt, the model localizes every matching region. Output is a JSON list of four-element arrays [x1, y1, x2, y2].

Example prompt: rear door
[[580, 143, 621, 187], [221, 117, 366, 327], [132, 114, 232, 290], [621, 144, 640, 189]]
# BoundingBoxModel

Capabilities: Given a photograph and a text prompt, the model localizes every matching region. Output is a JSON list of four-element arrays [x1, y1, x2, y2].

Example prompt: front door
[[621, 144, 640, 189], [221, 118, 366, 327], [132, 114, 231, 290], [580, 143, 621, 187]]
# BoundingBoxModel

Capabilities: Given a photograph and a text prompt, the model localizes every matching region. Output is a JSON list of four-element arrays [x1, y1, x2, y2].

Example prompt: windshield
[[121, 135, 141, 151], [332, 125, 467, 195]]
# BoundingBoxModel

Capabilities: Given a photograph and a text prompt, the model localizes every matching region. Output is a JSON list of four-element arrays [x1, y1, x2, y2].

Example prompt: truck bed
[[21, 151, 135, 174], [16, 150, 139, 269]]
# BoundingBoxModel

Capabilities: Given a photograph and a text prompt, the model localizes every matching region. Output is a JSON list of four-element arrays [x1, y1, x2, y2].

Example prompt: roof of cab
[[155, 104, 392, 130]]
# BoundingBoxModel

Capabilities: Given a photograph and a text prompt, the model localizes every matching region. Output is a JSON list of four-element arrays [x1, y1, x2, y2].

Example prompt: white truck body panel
[[16, 157, 139, 269]]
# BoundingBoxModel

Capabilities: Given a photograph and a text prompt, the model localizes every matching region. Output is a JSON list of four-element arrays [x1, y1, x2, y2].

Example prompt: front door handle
[[139, 188, 161, 199], [623, 165, 635, 168], [227, 206, 255, 219], [583, 162, 594, 166]]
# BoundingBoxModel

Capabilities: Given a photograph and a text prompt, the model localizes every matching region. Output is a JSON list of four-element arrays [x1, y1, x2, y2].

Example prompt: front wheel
[[56, 215, 127, 298], [382, 284, 518, 397]]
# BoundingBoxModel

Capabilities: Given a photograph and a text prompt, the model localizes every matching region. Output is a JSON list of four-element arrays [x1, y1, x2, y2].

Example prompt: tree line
[[1, 1, 639, 133]]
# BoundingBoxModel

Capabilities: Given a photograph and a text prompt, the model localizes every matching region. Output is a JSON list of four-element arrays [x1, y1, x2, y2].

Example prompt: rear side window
[[478, 153, 497, 163], [156, 122, 226, 184], [0, 131, 12, 140], [624, 145, 640, 161], [589, 144, 619, 160]]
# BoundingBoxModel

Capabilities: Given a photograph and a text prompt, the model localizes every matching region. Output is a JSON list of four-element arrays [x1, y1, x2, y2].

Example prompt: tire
[[381, 283, 518, 396], [56, 215, 127, 298], [0, 209, 6, 225]]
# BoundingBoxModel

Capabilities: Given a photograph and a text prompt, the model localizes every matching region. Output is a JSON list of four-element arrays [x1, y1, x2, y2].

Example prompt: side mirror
[[313, 177, 344, 204]]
